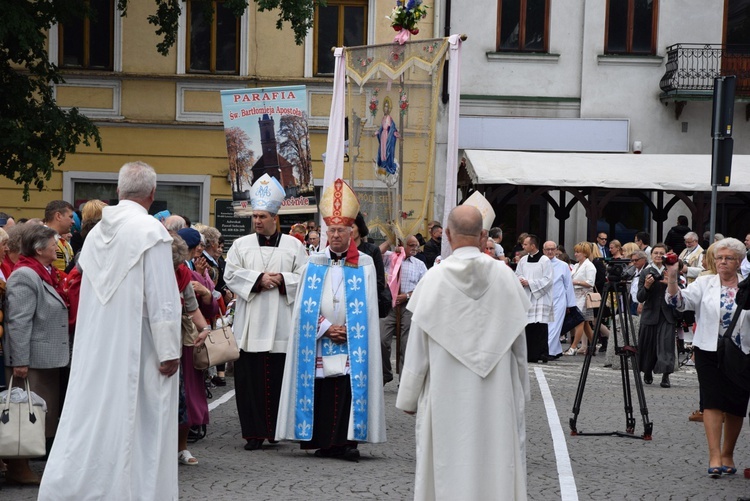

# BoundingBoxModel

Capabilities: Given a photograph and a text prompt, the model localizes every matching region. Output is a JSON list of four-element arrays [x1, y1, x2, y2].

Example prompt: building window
[[64, 172, 211, 224], [58, 0, 114, 70], [497, 0, 549, 52], [605, 0, 659, 55], [314, 0, 367, 75], [187, 0, 240, 74]]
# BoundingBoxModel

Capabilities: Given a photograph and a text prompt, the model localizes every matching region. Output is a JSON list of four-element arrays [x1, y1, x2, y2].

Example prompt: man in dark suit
[[596, 232, 610, 258], [420, 223, 442, 269]]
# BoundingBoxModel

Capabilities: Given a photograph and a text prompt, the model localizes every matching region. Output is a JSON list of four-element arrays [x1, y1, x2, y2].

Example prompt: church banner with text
[[220, 85, 316, 216]]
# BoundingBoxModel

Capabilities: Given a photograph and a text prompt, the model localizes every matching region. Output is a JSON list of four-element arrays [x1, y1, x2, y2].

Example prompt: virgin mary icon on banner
[[375, 96, 400, 180]]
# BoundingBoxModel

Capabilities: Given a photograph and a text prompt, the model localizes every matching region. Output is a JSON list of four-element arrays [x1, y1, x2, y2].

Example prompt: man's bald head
[[446, 205, 483, 251]]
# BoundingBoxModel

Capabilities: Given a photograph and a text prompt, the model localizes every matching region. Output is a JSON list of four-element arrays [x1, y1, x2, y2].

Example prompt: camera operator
[[665, 237, 750, 478], [636, 244, 676, 388]]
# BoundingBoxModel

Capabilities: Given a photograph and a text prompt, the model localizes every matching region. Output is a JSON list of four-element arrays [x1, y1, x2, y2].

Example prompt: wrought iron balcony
[[660, 43, 750, 99]]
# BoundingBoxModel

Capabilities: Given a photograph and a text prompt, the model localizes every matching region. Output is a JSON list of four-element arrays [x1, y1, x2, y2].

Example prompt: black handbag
[[717, 288, 750, 392], [561, 306, 585, 334]]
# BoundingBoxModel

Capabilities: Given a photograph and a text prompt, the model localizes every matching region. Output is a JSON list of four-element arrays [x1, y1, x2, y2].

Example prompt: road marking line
[[208, 389, 235, 412], [534, 367, 579, 501]]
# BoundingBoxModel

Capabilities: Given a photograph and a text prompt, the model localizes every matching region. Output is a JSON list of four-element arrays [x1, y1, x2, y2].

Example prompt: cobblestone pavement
[[3, 352, 750, 500]]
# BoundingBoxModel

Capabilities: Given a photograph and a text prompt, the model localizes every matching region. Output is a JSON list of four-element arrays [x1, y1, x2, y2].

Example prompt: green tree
[[0, 0, 318, 200]]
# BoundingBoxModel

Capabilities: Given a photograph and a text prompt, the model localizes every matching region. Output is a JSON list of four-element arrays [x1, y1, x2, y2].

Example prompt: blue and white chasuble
[[294, 261, 369, 440], [275, 251, 387, 444]]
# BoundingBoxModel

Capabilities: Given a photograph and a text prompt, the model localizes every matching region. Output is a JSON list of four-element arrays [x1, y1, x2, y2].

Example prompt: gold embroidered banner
[[344, 37, 449, 244]]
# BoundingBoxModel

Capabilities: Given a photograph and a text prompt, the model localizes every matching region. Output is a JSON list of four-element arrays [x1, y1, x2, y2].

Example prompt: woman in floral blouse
[[665, 237, 749, 479]]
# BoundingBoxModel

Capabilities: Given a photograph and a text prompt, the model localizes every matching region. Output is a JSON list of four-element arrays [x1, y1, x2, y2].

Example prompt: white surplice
[[224, 233, 308, 352], [515, 252, 554, 323], [396, 247, 531, 501], [275, 249, 386, 443], [39, 200, 181, 501]]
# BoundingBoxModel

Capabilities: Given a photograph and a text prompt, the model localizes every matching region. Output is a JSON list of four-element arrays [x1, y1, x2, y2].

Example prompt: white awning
[[462, 151, 750, 192]]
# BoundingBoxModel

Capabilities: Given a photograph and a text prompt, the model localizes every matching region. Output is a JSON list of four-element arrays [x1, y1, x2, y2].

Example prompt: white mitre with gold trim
[[250, 173, 285, 214], [462, 191, 495, 231]]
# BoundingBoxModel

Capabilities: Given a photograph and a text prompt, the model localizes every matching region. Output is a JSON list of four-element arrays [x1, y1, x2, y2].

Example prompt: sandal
[[721, 465, 737, 475], [564, 347, 577, 356], [178, 450, 198, 466], [708, 466, 722, 479]]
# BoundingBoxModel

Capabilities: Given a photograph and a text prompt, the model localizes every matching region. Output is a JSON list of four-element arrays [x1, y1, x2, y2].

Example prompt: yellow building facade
[[0, 1, 436, 229]]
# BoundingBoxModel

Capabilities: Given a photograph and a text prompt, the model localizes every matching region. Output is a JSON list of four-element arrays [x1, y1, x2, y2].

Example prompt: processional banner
[[220, 85, 316, 216], [343, 38, 450, 243]]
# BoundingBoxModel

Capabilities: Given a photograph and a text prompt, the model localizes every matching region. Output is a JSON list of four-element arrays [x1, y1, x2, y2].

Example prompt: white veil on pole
[[320, 47, 347, 248]]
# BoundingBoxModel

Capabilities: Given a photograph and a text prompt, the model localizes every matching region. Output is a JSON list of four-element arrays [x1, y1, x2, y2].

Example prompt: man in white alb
[[515, 234, 554, 363], [39, 161, 182, 500], [224, 173, 308, 450], [543, 241, 575, 358], [396, 205, 531, 500]]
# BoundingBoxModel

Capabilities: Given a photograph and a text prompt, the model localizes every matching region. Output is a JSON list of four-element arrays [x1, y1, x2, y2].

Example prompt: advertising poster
[[220, 85, 316, 217]]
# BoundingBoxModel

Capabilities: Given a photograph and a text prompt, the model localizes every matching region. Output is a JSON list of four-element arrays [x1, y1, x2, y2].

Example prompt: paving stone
[[3, 353, 749, 499]]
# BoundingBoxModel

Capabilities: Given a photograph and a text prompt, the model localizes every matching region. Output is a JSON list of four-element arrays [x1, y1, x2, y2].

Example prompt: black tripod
[[569, 275, 653, 440]]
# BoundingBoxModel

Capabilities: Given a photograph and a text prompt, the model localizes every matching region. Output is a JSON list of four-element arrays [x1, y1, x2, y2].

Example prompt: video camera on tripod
[[604, 258, 636, 283]]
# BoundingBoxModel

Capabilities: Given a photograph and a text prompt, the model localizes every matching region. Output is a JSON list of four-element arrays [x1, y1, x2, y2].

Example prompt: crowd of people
[[475, 218, 750, 482], [2, 171, 750, 496]]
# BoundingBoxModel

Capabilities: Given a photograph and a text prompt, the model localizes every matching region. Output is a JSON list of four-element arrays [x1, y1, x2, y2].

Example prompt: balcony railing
[[659, 43, 750, 96]]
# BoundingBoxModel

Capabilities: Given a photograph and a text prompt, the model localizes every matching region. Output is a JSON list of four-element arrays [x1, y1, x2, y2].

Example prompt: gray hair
[[489, 227, 503, 239], [714, 233, 725, 242], [713, 237, 745, 260], [164, 215, 186, 232], [684, 232, 698, 241], [200, 226, 221, 247], [19, 224, 57, 257], [0, 227, 7, 245], [631, 250, 648, 261], [118, 161, 157, 200], [5, 224, 25, 254]]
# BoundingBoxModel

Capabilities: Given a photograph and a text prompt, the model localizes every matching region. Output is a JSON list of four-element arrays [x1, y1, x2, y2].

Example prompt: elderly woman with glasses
[[665, 237, 749, 478]]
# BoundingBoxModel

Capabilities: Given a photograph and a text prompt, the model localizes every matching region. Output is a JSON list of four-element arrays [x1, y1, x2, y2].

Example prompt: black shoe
[[244, 438, 263, 450], [644, 372, 653, 385], [315, 446, 344, 458], [660, 374, 671, 388], [383, 374, 393, 386], [342, 446, 360, 462], [211, 376, 226, 387], [549, 353, 562, 360]]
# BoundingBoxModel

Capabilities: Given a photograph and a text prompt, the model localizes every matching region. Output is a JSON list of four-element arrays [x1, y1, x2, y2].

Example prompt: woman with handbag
[[171, 233, 211, 466], [2, 224, 70, 485], [665, 237, 749, 478], [565, 242, 597, 355], [636, 244, 676, 388]]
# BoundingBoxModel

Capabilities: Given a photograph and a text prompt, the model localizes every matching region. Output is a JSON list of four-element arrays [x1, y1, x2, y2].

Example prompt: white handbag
[[0, 376, 47, 458]]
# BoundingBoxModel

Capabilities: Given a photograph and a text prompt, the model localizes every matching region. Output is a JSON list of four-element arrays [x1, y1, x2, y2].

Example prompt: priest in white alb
[[39, 161, 182, 500], [276, 179, 386, 460], [515, 234, 554, 363], [224, 173, 308, 450], [396, 205, 531, 500]]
